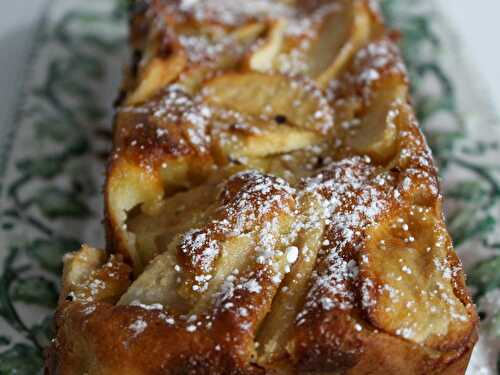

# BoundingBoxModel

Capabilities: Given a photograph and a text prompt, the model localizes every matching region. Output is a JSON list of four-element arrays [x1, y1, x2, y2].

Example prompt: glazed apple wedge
[[204, 73, 334, 133]]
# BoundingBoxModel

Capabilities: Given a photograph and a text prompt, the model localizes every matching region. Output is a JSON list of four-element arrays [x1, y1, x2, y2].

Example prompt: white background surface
[[0, 1, 499, 129], [0, 0, 47, 133], [435, 0, 500, 111]]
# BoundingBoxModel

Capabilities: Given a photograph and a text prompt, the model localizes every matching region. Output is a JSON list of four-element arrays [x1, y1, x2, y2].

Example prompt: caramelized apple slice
[[127, 50, 187, 105], [347, 82, 407, 163], [247, 18, 287, 72], [316, 0, 374, 88], [118, 248, 189, 310], [120, 171, 296, 317], [210, 109, 323, 162], [256, 193, 325, 366], [61, 245, 131, 304], [128, 19, 267, 102], [360, 205, 474, 349], [106, 158, 165, 271], [204, 73, 334, 133], [220, 124, 321, 159], [126, 182, 220, 267], [179, 22, 267, 94], [305, 0, 353, 79], [231, 21, 267, 41], [61, 245, 105, 299]]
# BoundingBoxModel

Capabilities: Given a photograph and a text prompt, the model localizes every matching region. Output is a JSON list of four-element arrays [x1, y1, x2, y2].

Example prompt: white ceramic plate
[[0, 1, 499, 373]]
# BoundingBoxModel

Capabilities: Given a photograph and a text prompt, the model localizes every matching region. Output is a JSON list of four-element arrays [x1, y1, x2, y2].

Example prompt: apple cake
[[45, 0, 478, 374]]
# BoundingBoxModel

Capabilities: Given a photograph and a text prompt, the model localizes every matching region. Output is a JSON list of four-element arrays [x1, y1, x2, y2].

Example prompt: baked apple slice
[[203, 72, 334, 133], [247, 19, 287, 72], [316, 0, 378, 88], [347, 81, 407, 163]]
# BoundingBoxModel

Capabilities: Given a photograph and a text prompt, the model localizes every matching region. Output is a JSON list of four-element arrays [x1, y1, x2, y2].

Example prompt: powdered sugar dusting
[[297, 157, 390, 323], [129, 318, 148, 336], [178, 171, 295, 293], [179, 0, 294, 26]]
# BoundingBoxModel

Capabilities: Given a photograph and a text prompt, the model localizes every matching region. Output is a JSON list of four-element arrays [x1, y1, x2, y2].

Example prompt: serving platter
[[0, 0, 499, 373]]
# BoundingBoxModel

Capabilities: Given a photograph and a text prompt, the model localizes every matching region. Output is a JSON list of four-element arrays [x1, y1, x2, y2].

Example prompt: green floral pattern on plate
[[0, 0, 499, 373]]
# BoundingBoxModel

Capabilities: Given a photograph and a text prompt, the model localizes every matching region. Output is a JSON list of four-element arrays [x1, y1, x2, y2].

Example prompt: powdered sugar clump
[[129, 318, 148, 336]]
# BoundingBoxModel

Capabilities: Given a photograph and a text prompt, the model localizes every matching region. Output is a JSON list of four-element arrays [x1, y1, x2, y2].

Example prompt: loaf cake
[[45, 0, 478, 374]]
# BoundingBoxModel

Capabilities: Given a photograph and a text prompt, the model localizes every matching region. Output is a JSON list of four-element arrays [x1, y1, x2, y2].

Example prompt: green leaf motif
[[113, 0, 131, 20], [16, 157, 65, 179], [79, 105, 107, 121], [0, 344, 43, 375], [35, 187, 91, 219], [64, 138, 89, 157], [415, 95, 454, 123], [81, 34, 120, 51], [27, 237, 80, 274], [447, 181, 489, 202], [11, 277, 58, 308], [57, 80, 93, 98], [2, 223, 14, 231], [450, 214, 496, 248], [426, 131, 464, 162], [468, 256, 500, 298], [0, 249, 27, 331], [71, 55, 105, 79], [462, 141, 500, 156], [34, 118, 73, 142]]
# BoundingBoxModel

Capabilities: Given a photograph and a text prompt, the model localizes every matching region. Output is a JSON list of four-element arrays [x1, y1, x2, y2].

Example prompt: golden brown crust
[[47, 0, 478, 374]]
